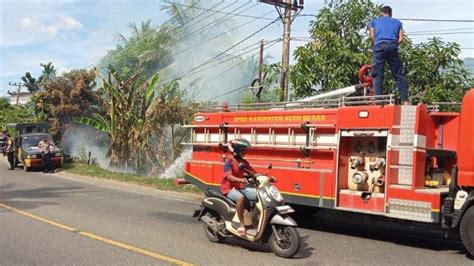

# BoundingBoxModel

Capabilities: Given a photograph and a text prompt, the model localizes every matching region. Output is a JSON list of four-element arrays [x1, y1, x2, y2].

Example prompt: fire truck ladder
[[182, 123, 337, 151]]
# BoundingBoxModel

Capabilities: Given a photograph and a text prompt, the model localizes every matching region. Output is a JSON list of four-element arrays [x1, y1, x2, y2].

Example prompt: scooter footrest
[[247, 228, 257, 236]]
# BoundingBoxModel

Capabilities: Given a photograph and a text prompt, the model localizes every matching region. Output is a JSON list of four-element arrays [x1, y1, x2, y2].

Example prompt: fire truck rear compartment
[[337, 132, 388, 213]]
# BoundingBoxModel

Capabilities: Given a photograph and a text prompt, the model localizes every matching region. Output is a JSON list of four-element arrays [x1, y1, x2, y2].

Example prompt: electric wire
[[169, 1, 236, 39], [174, 1, 257, 44], [83, 0, 204, 69], [299, 13, 474, 23], [168, 9, 275, 60], [162, 17, 280, 83], [89, 2, 268, 71], [201, 39, 281, 85], [165, 1, 276, 21]]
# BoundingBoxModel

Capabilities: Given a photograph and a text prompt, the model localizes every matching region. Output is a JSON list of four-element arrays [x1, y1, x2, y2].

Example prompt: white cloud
[[18, 15, 83, 38], [19, 18, 41, 30], [57, 15, 82, 30]]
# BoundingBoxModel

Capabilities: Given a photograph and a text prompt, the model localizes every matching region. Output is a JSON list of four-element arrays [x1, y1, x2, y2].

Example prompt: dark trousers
[[7, 152, 15, 169], [372, 42, 409, 102], [42, 153, 53, 172]]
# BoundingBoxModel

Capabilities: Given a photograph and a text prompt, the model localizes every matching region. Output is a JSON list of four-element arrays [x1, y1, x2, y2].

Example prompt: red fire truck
[[182, 78, 474, 255]]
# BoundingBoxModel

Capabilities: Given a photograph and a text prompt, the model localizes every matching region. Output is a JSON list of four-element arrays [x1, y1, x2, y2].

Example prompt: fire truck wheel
[[460, 205, 474, 257]]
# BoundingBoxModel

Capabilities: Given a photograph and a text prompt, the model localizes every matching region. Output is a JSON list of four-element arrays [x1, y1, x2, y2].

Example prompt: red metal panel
[[457, 89, 474, 186], [388, 188, 442, 211], [413, 150, 427, 188], [337, 105, 396, 129], [338, 192, 385, 212]]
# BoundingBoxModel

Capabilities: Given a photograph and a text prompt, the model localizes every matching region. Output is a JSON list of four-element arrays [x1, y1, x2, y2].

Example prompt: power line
[[398, 18, 474, 23], [162, 17, 280, 83], [298, 13, 474, 23], [205, 40, 282, 101], [410, 31, 474, 36], [169, 1, 236, 39], [174, 1, 257, 44], [84, 0, 220, 69], [200, 39, 281, 85], [168, 9, 275, 60], [165, 1, 276, 21], [90, 2, 268, 71], [214, 83, 252, 100], [408, 27, 474, 34]]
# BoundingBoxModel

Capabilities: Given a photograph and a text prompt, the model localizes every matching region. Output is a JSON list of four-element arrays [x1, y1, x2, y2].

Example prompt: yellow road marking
[[0, 203, 76, 232], [0, 202, 193, 266], [79, 232, 192, 266]]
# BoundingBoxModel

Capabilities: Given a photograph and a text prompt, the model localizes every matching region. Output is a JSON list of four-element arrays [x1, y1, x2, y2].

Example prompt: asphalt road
[[0, 159, 472, 265]]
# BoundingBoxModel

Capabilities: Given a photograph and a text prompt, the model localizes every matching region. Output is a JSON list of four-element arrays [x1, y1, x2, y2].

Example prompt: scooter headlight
[[268, 185, 283, 203]]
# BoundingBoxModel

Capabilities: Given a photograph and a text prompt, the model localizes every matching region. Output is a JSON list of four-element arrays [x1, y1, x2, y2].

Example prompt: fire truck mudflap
[[183, 89, 474, 256]]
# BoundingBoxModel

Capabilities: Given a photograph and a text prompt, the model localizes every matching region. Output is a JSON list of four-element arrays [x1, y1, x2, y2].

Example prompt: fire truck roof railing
[[198, 94, 395, 112], [427, 102, 461, 112]]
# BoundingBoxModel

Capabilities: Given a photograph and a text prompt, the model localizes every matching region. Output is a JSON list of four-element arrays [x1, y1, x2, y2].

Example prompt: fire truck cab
[[183, 89, 474, 256]]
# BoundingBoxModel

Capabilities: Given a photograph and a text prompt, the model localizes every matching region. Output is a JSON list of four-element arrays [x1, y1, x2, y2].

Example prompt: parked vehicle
[[7, 123, 63, 171], [181, 67, 474, 256], [194, 164, 301, 258]]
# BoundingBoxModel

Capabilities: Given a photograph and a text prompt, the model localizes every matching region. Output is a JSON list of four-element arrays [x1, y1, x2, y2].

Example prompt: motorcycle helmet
[[228, 139, 251, 158]]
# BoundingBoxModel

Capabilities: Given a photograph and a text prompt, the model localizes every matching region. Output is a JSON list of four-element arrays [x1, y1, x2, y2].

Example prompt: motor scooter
[[194, 164, 301, 258]]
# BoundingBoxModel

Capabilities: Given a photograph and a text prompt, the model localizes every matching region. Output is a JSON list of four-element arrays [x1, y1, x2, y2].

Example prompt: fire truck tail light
[[358, 110, 369, 118]]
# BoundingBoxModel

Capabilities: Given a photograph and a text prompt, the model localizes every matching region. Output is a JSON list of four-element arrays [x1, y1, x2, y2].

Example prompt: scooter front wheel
[[269, 226, 300, 258]]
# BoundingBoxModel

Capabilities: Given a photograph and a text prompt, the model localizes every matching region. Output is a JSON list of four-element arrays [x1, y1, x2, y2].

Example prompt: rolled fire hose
[[352, 171, 369, 185]]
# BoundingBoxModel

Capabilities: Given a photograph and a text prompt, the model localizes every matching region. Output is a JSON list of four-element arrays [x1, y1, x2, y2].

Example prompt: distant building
[[8, 91, 34, 105]]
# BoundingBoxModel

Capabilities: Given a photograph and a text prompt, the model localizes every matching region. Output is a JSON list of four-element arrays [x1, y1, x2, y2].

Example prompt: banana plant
[[73, 65, 164, 172]]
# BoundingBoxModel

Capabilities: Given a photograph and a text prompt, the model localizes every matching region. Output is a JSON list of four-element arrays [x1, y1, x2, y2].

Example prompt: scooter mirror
[[238, 162, 246, 170], [268, 163, 272, 170]]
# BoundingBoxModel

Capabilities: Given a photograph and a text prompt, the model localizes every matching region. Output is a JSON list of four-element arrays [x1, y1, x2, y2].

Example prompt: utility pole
[[280, 0, 291, 102], [259, 0, 304, 102], [8, 82, 26, 105], [256, 39, 265, 102]]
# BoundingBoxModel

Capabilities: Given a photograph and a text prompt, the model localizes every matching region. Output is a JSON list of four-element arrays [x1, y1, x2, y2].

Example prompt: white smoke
[[61, 124, 110, 169], [161, 0, 260, 104], [160, 147, 192, 179]]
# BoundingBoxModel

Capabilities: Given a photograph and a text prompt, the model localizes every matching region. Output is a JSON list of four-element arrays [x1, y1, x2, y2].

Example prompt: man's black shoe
[[8, 168, 14, 170]]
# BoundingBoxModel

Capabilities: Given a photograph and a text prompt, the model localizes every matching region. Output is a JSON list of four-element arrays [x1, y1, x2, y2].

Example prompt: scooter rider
[[220, 139, 256, 236]]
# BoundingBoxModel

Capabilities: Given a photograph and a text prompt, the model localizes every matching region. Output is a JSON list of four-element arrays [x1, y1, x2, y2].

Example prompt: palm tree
[[21, 72, 40, 92], [38, 62, 57, 86]]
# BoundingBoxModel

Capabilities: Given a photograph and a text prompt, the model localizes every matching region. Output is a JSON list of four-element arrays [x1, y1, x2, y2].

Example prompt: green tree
[[290, 0, 473, 103], [38, 62, 57, 87], [99, 20, 174, 80], [0, 98, 10, 110], [33, 69, 97, 140], [21, 72, 40, 92], [0, 103, 45, 131]]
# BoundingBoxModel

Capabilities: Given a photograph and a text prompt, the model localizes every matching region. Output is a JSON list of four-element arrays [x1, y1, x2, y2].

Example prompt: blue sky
[[1, 0, 473, 96]]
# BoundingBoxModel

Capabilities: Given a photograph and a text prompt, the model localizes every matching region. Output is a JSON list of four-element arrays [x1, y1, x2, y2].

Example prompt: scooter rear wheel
[[269, 226, 300, 258], [204, 213, 224, 243]]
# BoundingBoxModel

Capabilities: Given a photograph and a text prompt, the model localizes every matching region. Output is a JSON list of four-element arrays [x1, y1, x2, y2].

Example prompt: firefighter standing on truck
[[370, 6, 409, 105]]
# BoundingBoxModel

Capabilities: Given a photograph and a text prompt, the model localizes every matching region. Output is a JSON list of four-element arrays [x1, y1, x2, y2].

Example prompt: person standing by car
[[5, 133, 15, 170], [38, 137, 54, 173]]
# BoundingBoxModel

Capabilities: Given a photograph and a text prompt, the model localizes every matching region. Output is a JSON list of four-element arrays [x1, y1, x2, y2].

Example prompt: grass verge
[[62, 162, 202, 194]]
